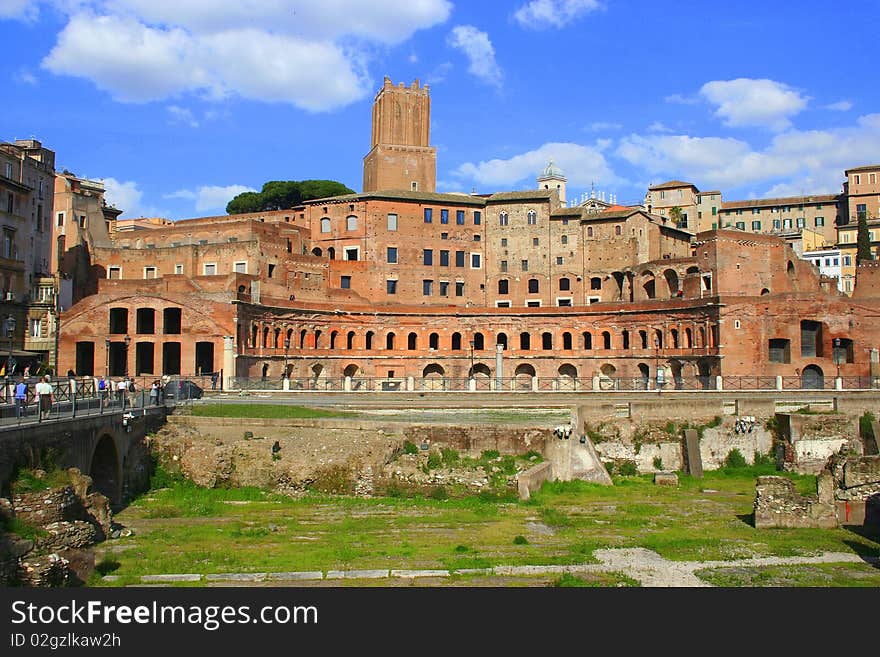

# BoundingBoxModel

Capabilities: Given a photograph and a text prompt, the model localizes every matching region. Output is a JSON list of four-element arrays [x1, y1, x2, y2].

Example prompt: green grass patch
[[188, 404, 350, 419], [696, 562, 880, 587], [10, 467, 71, 493], [553, 572, 640, 587]]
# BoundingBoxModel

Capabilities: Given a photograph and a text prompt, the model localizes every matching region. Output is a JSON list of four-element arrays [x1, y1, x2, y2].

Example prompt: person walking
[[211, 371, 218, 390], [14, 378, 28, 418], [98, 374, 109, 408], [150, 380, 159, 406], [36, 374, 53, 420], [116, 377, 127, 408]]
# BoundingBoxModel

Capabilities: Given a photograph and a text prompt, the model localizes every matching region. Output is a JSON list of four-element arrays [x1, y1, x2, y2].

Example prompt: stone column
[[715, 375, 723, 391], [776, 375, 783, 391], [344, 376, 351, 391], [223, 336, 235, 388], [532, 376, 539, 392], [495, 345, 503, 389], [407, 376, 414, 391], [592, 375, 600, 390]]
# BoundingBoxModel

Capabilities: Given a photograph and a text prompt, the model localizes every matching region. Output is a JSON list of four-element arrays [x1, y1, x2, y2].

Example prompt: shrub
[[523, 450, 542, 461], [454, 544, 470, 553], [426, 451, 442, 470], [481, 449, 500, 460], [403, 440, 419, 455], [653, 456, 664, 471], [429, 486, 449, 500], [309, 464, 352, 495], [513, 535, 529, 545], [723, 448, 748, 469], [753, 450, 774, 467], [859, 411, 876, 442], [617, 460, 639, 476], [441, 447, 459, 466], [662, 421, 677, 436], [707, 415, 723, 428]]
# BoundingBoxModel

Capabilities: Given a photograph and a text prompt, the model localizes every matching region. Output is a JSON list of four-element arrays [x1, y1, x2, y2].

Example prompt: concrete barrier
[[517, 461, 553, 500]]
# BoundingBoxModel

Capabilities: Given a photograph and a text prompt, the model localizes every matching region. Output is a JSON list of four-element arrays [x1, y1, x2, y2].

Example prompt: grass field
[[187, 404, 352, 419], [91, 465, 880, 587]]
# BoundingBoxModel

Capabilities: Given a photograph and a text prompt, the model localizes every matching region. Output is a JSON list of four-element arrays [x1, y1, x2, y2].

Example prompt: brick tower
[[363, 77, 437, 193]]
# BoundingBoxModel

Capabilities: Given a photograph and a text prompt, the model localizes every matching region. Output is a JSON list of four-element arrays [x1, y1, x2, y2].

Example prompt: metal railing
[[0, 375, 205, 428], [223, 374, 880, 392]]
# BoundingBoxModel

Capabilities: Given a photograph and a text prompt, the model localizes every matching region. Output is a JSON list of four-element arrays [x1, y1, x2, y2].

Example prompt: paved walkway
[[103, 548, 878, 587]]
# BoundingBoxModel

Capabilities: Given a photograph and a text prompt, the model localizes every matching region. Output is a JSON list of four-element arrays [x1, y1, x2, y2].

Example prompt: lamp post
[[123, 334, 131, 378], [4, 315, 15, 393], [283, 337, 290, 379], [105, 337, 111, 376], [469, 339, 475, 389]]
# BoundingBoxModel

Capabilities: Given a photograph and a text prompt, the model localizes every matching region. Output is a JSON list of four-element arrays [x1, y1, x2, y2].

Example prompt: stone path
[[104, 548, 879, 587]]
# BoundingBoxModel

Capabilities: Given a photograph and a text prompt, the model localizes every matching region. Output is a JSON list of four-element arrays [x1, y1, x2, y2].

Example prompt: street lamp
[[833, 337, 841, 379], [4, 314, 15, 388], [123, 334, 131, 377], [105, 337, 111, 376], [283, 337, 291, 379]]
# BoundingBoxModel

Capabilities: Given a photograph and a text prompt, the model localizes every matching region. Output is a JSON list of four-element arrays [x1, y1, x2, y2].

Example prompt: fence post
[[776, 375, 783, 391], [715, 375, 723, 391]]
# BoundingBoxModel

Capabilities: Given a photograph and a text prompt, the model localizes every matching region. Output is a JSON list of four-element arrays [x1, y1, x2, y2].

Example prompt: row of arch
[[243, 323, 719, 353]]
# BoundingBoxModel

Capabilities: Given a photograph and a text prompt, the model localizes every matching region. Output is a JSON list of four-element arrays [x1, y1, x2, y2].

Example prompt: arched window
[[314, 329, 322, 349], [622, 330, 630, 350], [562, 332, 572, 350], [640, 330, 648, 349], [590, 277, 602, 290], [365, 331, 374, 350], [473, 333, 485, 350], [499, 211, 509, 226], [520, 332, 531, 350], [452, 333, 462, 350], [429, 333, 439, 350], [559, 277, 570, 291], [346, 331, 355, 350], [685, 328, 693, 348], [615, 225, 621, 236], [330, 330, 338, 350], [498, 279, 509, 294], [386, 332, 395, 350], [408, 332, 417, 350], [327, 247, 335, 260], [497, 333, 508, 350], [561, 235, 568, 245], [583, 331, 592, 350], [542, 332, 553, 350], [527, 210, 537, 225], [671, 329, 680, 348], [262, 326, 270, 348], [299, 329, 307, 349], [602, 331, 611, 349], [528, 279, 539, 293], [587, 226, 594, 237], [320, 217, 331, 233], [346, 215, 358, 231]]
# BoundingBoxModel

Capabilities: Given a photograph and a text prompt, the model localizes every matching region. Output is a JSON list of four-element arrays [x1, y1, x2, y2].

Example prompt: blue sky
[[2, 0, 878, 219]]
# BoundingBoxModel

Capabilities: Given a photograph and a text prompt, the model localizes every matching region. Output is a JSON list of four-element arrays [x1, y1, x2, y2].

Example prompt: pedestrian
[[150, 380, 159, 406], [22, 365, 29, 378], [211, 371, 218, 390], [127, 377, 137, 408], [156, 378, 165, 404], [36, 374, 53, 420], [14, 378, 28, 418], [117, 377, 127, 407], [98, 374, 109, 408]]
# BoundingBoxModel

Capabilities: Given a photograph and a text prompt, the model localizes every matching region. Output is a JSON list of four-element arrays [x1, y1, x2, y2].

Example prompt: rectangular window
[[440, 209, 449, 224], [495, 300, 511, 308], [440, 250, 449, 266], [234, 261, 247, 274], [455, 251, 465, 267], [800, 320, 822, 358], [736, 222, 745, 230], [772, 219, 781, 230], [556, 256, 564, 265], [387, 213, 398, 231], [815, 216, 825, 227], [346, 215, 357, 231], [833, 258, 839, 266], [751, 220, 761, 231], [456, 210, 464, 225], [753, 208, 760, 215], [424, 208, 432, 223], [473, 234, 481, 242], [474, 211, 481, 225], [455, 281, 464, 297], [736, 209, 743, 215], [526, 301, 541, 307], [30, 318, 41, 338], [441, 232, 448, 240], [796, 217, 805, 228], [56, 212, 64, 227], [174, 264, 183, 274], [470, 253, 481, 269], [841, 232, 852, 243], [386, 279, 397, 294], [783, 218, 792, 229], [871, 174, 876, 184], [423, 279, 433, 296], [500, 260, 508, 272], [423, 249, 433, 266], [711, 206, 717, 216], [344, 246, 359, 261], [501, 238, 507, 247], [144, 266, 157, 279], [203, 263, 217, 275], [769, 338, 791, 363], [341, 276, 351, 289], [532, 237, 539, 246], [108, 266, 121, 279], [521, 259, 528, 272], [856, 204, 867, 220], [387, 247, 398, 264], [439, 281, 449, 296], [844, 255, 852, 266], [6, 192, 12, 214]]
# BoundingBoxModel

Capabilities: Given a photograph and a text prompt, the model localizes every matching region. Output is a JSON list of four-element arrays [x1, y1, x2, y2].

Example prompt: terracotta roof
[[699, 190, 721, 196], [722, 194, 839, 210], [845, 164, 880, 174], [306, 190, 487, 206], [648, 180, 697, 191], [486, 189, 555, 202]]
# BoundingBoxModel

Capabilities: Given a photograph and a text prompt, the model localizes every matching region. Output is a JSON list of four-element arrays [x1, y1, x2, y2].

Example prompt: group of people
[[13, 374, 57, 420]]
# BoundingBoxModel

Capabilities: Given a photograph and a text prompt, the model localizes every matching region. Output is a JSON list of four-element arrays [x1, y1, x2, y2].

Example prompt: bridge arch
[[89, 433, 121, 506]]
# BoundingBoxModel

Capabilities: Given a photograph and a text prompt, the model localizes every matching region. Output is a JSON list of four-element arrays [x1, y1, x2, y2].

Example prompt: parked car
[[165, 380, 203, 400]]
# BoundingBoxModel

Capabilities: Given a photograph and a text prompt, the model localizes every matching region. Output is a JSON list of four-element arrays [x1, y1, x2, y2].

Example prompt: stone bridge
[[0, 408, 167, 508]]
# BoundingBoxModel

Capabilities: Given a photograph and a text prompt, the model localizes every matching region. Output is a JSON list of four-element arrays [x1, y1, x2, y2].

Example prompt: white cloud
[[167, 105, 198, 128], [587, 122, 622, 132], [699, 78, 808, 131], [616, 113, 880, 193], [13, 68, 38, 85], [165, 184, 256, 213], [825, 100, 853, 112], [38, 1, 452, 110], [648, 121, 673, 133], [664, 93, 699, 105], [513, 0, 601, 29], [0, 0, 39, 20], [447, 25, 502, 88], [101, 177, 147, 215], [454, 141, 617, 189]]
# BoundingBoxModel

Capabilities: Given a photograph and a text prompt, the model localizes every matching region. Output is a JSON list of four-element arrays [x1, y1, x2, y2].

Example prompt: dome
[[538, 159, 566, 180]]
